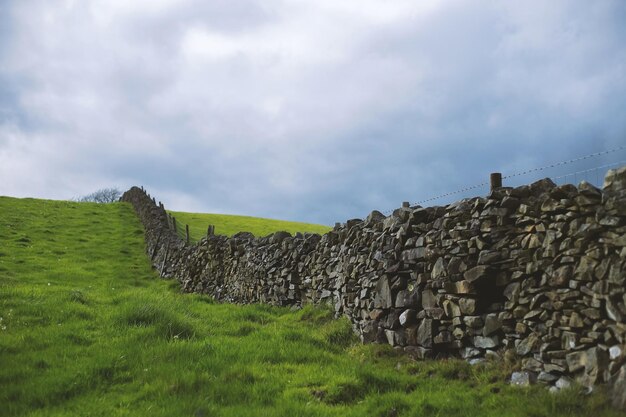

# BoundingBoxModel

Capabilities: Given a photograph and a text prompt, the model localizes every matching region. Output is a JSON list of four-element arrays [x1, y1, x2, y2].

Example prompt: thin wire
[[502, 145, 625, 179], [552, 160, 626, 182], [414, 181, 489, 205], [380, 146, 626, 214]]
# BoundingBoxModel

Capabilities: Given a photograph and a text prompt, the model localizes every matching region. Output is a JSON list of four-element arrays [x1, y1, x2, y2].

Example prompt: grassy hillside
[[168, 210, 332, 241], [0, 196, 620, 417]]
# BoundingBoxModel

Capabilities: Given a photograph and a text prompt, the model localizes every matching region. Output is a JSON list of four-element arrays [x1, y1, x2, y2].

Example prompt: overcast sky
[[1, 0, 625, 224]]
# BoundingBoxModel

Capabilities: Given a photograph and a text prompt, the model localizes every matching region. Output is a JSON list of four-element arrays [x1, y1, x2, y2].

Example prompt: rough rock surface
[[122, 167, 626, 403]]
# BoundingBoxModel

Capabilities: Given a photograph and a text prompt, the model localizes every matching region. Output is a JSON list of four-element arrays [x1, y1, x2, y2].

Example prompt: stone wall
[[121, 167, 626, 402]]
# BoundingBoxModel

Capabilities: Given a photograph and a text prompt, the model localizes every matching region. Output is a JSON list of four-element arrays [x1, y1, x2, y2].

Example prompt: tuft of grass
[[299, 303, 335, 324], [168, 210, 332, 240], [0, 195, 622, 417], [119, 301, 196, 340], [323, 318, 358, 349], [121, 302, 168, 327], [69, 289, 88, 305]]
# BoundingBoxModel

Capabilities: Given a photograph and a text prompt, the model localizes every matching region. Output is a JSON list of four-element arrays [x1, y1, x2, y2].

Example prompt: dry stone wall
[[122, 167, 626, 403]]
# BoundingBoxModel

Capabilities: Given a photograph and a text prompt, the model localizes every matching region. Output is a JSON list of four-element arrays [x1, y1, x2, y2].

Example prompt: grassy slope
[[168, 210, 332, 240], [0, 196, 620, 417]]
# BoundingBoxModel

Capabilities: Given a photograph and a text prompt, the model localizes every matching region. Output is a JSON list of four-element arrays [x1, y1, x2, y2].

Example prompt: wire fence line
[[552, 160, 626, 185], [381, 145, 626, 215], [166, 211, 216, 244], [137, 189, 212, 245], [501, 145, 625, 180], [148, 146, 626, 228], [165, 211, 191, 243]]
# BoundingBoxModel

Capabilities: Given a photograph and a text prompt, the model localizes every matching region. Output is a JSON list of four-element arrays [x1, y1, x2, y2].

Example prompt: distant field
[[168, 210, 332, 240], [0, 196, 620, 417]]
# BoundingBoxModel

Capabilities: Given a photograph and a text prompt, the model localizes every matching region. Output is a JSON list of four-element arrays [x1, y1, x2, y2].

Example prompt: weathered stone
[[365, 210, 386, 225], [452, 327, 465, 340], [399, 309, 417, 327], [609, 345, 623, 360], [345, 218, 362, 228], [606, 298, 623, 322], [550, 265, 572, 287], [434, 331, 454, 345], [474, 335, 499, 349], [463, 316, 484, 328], [561, 331, 578, 351], [420, 289, 437, 309], [432, 257, 446, 278], [463, 266, 493, 284], [417, 319, 433, 348], [545, 363, 566, 373], [581, 347, 609, 386], [503, 282, 521, 302], [420, 308, 445, 320], [482, 313, 502, 336], [395, 289, 419, 308], [360, 321, 379, 343], [515, 322, 528, 334], [270, 231, 292, 243], [369, 309, 385, 321], [374, 277, 392, 309], [541, 198, 564, 213], [578, 181, 602, 197], [459, 298, 477, 315], [384, 329, 397, 346], [523, 309, 542, 321], [568, 312, 584, 328], [443, 300, 461, 317], [611, 364, 626, 410], [405, 326, 418, 345], [444, 280, 474, 294], [580, 308, 601, 320], [522, 357, 543, 372], [555, 376, 573, 390], [516, 333, 541, 356], [402, 247, 426, 262], [404, 345, 433, 360], [384, 310, 401, 329], [447, 257, 467, 275], [566, 351, 586, 373], [478, 250, 502, 265], [511, 371, 536, 386], [461, 347, 482, 359], [598, 215, 621, 226]]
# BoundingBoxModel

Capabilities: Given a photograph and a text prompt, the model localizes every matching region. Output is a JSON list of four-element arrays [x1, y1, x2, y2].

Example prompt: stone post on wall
[[490, 172, 502, 192]]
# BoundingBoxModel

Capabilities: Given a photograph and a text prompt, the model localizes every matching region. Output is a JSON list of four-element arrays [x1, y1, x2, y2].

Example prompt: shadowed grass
[[0, 196, 621, 417]]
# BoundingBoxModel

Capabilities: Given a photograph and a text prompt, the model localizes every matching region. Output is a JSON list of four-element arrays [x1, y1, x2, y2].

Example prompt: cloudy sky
[[1, 0, 625, 224]]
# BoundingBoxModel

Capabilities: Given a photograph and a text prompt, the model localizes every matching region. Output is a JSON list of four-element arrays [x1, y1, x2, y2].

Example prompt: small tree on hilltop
[[78, 188, 122, 203]]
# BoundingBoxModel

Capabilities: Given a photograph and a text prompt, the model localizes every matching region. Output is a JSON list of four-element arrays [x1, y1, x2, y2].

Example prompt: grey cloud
[[0, 0, 625, 224]]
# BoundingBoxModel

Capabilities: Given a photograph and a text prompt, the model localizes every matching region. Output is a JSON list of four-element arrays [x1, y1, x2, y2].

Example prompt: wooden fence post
[[490, 172, 502, 192], [185, 224, 190, 244]]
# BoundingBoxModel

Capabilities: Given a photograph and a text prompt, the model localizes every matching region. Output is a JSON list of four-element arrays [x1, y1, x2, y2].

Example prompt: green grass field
[[0, 196, 621, 416], [167, 211, 332, 241]]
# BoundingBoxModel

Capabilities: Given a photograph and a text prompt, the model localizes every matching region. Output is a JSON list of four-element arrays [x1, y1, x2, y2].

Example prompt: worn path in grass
[[168, 210, 332, 241], [0, 196, 621, 417]]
